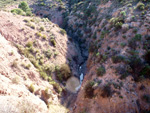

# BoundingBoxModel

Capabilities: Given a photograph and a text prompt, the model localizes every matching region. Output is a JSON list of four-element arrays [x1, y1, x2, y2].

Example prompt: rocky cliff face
[[67, 0, 150, 113], [0, 0, 150, 113]]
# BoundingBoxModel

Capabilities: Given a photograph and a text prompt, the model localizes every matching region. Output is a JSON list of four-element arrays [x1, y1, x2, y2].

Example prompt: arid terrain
[[0, 0, 150, 113]]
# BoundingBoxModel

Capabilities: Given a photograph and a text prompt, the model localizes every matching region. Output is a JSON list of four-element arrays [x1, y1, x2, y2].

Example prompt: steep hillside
[[0, 0, 150, 113], [0, 1, 82, 112], [66, 0, 150, 113]]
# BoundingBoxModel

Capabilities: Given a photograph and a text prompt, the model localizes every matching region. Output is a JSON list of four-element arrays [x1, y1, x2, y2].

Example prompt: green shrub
[[21, 63, 31, 69], [29, 84, 35, 93], [60, 29, 66, 35], [42, 35, 47, 40], [100, 30, 109, 39], [39, 26, 45, 31], [115, 22, 123, 29], [97, 66, 106, 76], [39, 59, 44, 65], [140, 64, 150, 78], [43, 64, 55, 74], [26, 10, 32, 16], [110, 17, 124, 30], [18, 1, 32, 16], [50, 82, 62, 94], [136, 2, 145, 10], [19, 1, 29, 12], [36, 32, 42, 37], [11, 9, 25, 15], [40, 71, 48, 80], [120, 42, 126, 47], [26, 41, 33, 48], [50, 39, 56, 47], [134, 34, 142, 41], [120, 11, 126, 16], [23, 19, 30, 23], [30, 58, 40, 69], [25, 22, 35, 29]]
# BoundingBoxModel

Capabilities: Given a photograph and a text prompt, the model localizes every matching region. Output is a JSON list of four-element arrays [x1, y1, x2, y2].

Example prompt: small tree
[[19, 1, 29, 12], [18, 1, 32, 16]]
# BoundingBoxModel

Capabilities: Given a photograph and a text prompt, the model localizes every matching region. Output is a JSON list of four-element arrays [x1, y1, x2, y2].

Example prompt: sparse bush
[[144, 50, 150, 64], [100, 30, 109, 39], [40, 71, 48, 80], [50, 39, 56, 47], [39, 26, 44, 31], [36, 32, 42, 37], [11, 60, 18, 68], [133, 28, 138, 33], [136, 2, 145, 10], [129, 56, 144, 81], [42, 35, 47, 40], [56, 64, 71, 82], [140, 64, 150, 78], [43, 64, 55, 74], [142, 94, 150, 103], [26, 10, 32, 16], [120, 42, 126, 47], [25, 22, 35, 29], [26, 41, 33, 48], [44, 50, 52, 59], [50, 81, 62, 94], [23, 19, 30, 23], [12, 76, 20, 84], [89, 43, 97, 53], [97, 65, 106, 76], [120, 11, 126, 16], [84, 81, 95, 98], [101, 84, 113, 98], [26, 64, 31, 69], [112, 55, 126, 63], [29, 84, 35, 93], [128, 38, 137, 49], [21, 63, 31, 69], [60, 29, 66, 35], [110, 17, 124, 30], [44, 88, 51, 99], [115, 22, 123, 29], [30, 58, 40, 69], [39, 59, 44, 65], [139, 84, 145, 90], [134, 34, 142, 41]]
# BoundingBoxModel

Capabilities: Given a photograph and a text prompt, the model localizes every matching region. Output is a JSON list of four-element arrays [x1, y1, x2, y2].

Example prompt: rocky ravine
[[67, 1, 150, 113], [1, 0, 150, 113], [0, 10, 83, 112]]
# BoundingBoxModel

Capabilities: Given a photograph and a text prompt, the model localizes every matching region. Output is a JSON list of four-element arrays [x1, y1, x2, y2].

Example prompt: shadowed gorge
[[0, 0, 150, 113]]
